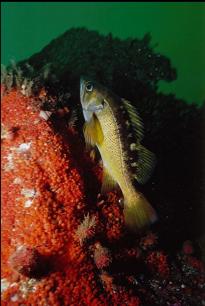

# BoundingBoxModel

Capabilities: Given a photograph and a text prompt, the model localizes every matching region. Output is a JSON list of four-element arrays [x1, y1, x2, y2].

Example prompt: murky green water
[[1, 2, 205, 105]]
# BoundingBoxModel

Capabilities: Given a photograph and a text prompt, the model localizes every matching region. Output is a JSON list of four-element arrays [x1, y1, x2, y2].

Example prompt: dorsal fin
[[132, 144, 156, 184], [121, 98, 144, 141]]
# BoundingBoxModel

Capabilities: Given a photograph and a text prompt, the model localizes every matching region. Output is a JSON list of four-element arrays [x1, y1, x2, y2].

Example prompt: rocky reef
[[1, 28, 205, 305]]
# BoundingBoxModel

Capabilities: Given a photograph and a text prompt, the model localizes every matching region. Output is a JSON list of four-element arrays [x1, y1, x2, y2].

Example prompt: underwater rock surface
[[1, 28, 205, 305], [16, 27, 204, 250], [1, 86, 204, 306]]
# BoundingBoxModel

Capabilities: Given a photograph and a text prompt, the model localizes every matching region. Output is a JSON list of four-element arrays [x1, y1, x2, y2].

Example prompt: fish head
[[80, 77, 108, 122]]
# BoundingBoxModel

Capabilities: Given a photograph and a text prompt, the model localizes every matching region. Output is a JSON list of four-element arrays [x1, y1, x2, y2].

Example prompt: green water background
[[1, 2, 205, 105]]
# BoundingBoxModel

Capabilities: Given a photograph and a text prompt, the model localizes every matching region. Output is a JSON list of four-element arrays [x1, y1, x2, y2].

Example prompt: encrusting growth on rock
[[75, 213, 97, 246], [1, 28, 204, 305], [1, 85, 204, 306]]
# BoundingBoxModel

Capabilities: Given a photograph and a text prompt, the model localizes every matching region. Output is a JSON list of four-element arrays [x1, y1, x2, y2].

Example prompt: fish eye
[[85, 82, 93, 92]]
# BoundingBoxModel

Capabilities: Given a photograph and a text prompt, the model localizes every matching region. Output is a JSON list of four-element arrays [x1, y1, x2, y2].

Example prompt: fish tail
[[124, 192, 157, 232]]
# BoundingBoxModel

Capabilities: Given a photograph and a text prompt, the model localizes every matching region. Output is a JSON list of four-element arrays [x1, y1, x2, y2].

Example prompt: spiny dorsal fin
[[83, 114, 104, 146], [101, 166, 118, 194], [121, 98, 144, 141], [133, 144, 156, 184]]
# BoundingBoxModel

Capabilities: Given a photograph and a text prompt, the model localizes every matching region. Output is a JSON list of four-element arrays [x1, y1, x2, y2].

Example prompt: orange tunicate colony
[[1, 89, 140, 305], [2, 88, 205, 306]]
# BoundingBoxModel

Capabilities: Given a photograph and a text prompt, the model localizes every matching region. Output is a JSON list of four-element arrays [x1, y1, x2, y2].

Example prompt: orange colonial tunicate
[[1, 88, 141, 306]]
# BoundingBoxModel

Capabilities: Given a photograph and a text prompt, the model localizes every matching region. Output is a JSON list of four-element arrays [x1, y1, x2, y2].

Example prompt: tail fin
[[124, 193, 157, 232]]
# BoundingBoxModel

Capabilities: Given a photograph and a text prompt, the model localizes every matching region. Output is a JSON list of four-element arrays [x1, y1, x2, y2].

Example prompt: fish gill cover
[[1, 28, 205, 305]]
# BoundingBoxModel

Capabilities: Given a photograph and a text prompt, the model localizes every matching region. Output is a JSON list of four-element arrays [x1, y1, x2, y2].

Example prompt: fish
[[80, 77, 157, 232]]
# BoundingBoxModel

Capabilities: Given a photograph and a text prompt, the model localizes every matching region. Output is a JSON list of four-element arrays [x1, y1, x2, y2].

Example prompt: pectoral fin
[[83, 114, 104, 146], [89, 148, 96, 161], [101, 166, 118, 194]]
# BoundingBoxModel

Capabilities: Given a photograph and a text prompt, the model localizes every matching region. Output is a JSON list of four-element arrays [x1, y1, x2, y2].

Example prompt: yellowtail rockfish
[[80, 77, 157, 232]]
